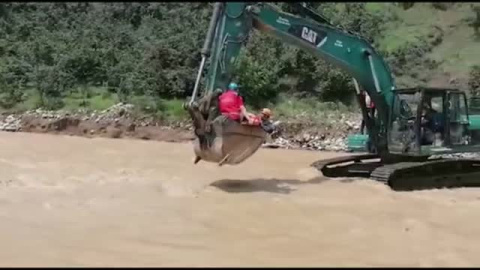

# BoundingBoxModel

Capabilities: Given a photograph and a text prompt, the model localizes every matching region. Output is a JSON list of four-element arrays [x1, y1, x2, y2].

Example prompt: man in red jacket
[[218, 82, 255, 124]]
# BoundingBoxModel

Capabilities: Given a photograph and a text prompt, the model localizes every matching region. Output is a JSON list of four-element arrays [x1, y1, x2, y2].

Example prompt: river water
[[0, 132, 480, 267]]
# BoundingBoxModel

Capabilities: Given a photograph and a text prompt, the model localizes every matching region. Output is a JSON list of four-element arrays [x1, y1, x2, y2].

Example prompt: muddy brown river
[[1, 132, 480, 266]]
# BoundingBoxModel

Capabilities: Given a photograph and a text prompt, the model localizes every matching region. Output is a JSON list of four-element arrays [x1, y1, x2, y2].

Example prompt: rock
[[106, 127, 122, 139], [5, 115, 16, 123], [0, 114, 21, 132], [127, 123, 136, 132], [47, 117, 80, 131]]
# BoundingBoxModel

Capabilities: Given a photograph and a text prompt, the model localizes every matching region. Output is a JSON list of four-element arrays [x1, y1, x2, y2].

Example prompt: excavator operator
[[421, 100, 445, 145]]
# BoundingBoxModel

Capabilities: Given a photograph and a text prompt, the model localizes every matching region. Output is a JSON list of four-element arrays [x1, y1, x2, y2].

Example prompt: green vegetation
[[376, 3, 480, 88], [469, 65, 480, 97], [270, 94, 355, 122], [0, 3, 478, 121]]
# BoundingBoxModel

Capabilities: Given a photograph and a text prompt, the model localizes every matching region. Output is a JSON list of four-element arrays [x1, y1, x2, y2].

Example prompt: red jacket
[[218, 90, 244, 120], [365, 94, 375, 109], [361, 92, 375, 109]]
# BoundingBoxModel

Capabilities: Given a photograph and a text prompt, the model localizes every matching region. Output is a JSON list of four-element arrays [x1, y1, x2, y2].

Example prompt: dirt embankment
[[0, 103, 363, 151], [1, 104, 195, 143]]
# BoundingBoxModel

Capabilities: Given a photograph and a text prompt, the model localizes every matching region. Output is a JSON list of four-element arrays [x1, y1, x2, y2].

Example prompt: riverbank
[[0, 103, 363, 152]]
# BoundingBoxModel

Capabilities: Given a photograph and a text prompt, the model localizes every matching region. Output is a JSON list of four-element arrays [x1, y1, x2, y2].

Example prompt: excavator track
[[312, 155, 480, 191], [311, 154, 382, 178], [370, 158, 480, 191]]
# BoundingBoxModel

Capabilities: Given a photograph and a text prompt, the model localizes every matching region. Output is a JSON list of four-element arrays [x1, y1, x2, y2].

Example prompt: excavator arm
[[190, 2, 397, 155]]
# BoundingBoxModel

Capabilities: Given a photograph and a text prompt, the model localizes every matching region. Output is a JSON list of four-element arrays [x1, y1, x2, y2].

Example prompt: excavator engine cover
[[193, 115, 267, 165]]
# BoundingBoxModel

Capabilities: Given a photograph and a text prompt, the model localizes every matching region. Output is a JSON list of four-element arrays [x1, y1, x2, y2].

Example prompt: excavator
[[184, 2, 480, 190]]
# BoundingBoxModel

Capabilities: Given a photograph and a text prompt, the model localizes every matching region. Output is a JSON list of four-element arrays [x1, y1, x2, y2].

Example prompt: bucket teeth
[[218, 154, 231, 166]]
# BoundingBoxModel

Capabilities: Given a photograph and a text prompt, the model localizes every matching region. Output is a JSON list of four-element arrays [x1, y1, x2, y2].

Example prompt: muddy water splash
[[0, 132, 480, 267]]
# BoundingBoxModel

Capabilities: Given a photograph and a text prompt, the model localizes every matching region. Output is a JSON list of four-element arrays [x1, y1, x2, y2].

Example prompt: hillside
[[371, 3, 479, 89], [0, 2, 478, 121]]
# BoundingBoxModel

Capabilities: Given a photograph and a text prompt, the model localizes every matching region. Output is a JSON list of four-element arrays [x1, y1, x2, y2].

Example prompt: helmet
[[228, 82, 239, 91], [261, 108, 272, 118]]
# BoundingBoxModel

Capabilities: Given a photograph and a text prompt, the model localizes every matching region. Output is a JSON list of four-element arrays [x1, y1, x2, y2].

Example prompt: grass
[[159, 99, 188, 121], [128, 95, 189, 121], [375, 3, 480, 87], [377, 4, 441, 54], [365, 3, 388, 14], [13, 89, 42, 112], [1, 87, 189, 122], [1, 87, 119, 113], [62, 87, 119, 111], [429, 24, 480, 77], [423, 4, 480, 79]]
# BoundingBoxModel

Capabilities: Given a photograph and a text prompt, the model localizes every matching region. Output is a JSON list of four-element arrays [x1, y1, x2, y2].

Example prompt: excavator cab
[[388, 88, 471, 156]]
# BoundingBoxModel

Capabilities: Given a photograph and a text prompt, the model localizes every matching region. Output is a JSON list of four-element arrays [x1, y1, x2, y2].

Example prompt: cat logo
[[288, 24, 327, 47], [301, 27, 318, 44]]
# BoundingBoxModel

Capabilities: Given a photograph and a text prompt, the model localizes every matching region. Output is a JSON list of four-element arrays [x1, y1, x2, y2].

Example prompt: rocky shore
[[0, 103, 363, 152]]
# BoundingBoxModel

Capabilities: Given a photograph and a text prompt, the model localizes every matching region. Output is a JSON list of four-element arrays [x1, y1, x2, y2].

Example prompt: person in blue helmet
[[218, 82, 255, 124]]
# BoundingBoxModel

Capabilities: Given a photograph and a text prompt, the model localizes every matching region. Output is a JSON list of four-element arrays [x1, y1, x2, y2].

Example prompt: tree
[[0, 64, 24, 109]]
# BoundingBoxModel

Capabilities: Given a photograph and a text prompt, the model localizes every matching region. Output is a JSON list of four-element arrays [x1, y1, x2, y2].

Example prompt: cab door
[[446, 92, 470, 146]]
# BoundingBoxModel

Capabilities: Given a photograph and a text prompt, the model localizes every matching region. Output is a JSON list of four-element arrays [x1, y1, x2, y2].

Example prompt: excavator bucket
[[193, 115, 267, 166]]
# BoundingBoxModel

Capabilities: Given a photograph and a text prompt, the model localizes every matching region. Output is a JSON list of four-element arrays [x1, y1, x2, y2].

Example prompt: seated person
[[247, 108, 277, 134], [259, 108, 277, 134], [420, 102, 444, 145], [218, 82, 254, 123], [420, 103, 434, 144], [430, 112, 444, 132], [218, 82, 276, 134]]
